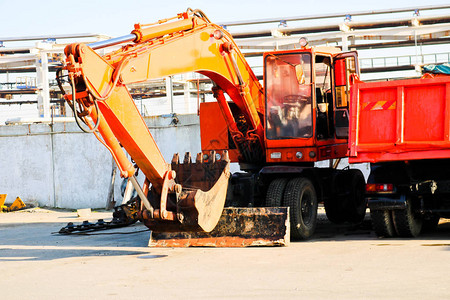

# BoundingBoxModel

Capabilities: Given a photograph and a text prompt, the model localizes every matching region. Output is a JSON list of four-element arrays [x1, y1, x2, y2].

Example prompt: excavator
[[57, 9, 366, 245]]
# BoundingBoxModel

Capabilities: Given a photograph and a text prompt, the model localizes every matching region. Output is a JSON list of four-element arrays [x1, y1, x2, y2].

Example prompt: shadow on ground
[[1, 210, 449, 259], [0, 247, 161, 262], [0, 218, 165, 261], [312, 211, 450, 244]]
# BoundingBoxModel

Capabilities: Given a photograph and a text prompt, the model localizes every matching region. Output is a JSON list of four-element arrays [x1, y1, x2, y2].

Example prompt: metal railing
[[0, 77, 37, 90], [360, 52, 450, 69]]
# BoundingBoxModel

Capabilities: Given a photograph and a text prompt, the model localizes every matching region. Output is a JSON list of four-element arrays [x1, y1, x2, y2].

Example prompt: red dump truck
[[349, 75, 450, 237]]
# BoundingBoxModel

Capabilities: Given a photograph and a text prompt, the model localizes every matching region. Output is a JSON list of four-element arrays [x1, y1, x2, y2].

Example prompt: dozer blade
[[149, 207, 290, 247], [140, 151, 231, 233]]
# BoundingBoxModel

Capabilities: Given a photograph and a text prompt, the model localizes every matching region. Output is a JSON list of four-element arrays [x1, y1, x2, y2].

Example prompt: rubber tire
[[392, 197, 423, 237], [344, 169, 367, 224], [324, 198, 346, 224], [325, 170, 366, 224], [265, 178, 288, 207], [422, 215, 440, 232], [324, 172, 347, 224], [370, 209, 396, 238], [283, 177, 318, 240]]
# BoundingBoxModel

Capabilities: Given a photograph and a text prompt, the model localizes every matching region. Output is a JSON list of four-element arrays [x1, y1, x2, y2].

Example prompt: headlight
[[270, 152, 282, 159]]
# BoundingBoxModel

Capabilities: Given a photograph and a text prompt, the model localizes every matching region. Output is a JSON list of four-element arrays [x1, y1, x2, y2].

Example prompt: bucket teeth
[[183, 152, 191, 164], [142, 150, 231, 233], [196, 152, 203, 164], [222, 150, 229, 161], [171, 153, 179, 165], [210, 150, 216, 163]]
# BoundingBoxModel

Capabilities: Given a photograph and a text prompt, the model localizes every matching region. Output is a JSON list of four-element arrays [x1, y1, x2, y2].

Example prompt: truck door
[[314, 55, 333, 140], [333, 52, 359, 139]]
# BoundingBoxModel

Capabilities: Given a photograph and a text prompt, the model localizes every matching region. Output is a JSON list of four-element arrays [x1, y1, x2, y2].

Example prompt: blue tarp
[[423, 63, 450, 75]]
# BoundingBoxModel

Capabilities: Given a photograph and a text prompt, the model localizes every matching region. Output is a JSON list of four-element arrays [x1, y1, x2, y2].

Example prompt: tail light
[[366, 183, 395, 193]]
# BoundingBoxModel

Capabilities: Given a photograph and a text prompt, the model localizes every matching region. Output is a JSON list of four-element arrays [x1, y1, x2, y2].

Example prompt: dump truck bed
[[349, 76, 450, 163]]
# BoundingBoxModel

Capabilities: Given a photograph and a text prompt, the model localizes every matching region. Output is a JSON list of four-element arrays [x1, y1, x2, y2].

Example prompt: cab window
[[265, 53, 312, 139]]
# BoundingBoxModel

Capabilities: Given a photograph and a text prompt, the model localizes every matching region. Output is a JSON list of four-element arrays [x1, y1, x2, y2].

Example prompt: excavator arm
[[59, 9, 266, 233]]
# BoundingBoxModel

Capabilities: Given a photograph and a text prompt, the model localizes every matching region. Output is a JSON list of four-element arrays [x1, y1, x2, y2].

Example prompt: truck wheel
[[324, 171, 347, 224], [344, 169, 367, 223], [324, 197, 346, 224], [283, 177, 318, 240], [265, 178, 288, 207], [370, 210, 396, 237], [392, 196, 422, 237]]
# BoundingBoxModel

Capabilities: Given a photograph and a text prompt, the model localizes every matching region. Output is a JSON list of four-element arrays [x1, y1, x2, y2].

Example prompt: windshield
[[265, 53, 312, 139]]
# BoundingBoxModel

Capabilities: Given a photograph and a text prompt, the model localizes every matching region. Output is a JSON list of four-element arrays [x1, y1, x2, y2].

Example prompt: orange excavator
[[58, 9, 366, 244]]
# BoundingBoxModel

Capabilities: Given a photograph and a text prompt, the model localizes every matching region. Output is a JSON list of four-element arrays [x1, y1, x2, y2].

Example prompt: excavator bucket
[[140, 151, 291, 247], [140, 151, 231, 233]]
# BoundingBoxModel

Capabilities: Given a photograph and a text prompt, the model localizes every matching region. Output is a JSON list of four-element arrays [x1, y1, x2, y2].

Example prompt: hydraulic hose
[[70, 76, 101, 133], [59, 49, 128, 133], [57, 66, 101, 133], [187, 8, 211, 23], [56, 68, 66, 95]]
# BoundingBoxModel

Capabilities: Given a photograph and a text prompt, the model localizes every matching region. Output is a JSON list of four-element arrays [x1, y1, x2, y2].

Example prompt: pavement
[[0, 207, 449, 300]]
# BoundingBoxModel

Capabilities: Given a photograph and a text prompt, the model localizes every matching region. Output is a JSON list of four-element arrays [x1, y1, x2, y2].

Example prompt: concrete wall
[[0, 102, 40, 125], [0, 114, 201, 209]]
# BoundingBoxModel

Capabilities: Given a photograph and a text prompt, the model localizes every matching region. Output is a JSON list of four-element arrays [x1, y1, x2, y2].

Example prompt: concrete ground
[[0, 207, 449, 300]]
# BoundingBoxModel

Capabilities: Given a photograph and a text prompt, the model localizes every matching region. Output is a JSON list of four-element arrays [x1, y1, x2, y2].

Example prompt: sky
[[0, 0, 449, 38]]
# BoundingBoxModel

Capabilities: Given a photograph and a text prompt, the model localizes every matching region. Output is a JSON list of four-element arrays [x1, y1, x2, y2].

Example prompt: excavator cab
[[264, 47, 359, 163]]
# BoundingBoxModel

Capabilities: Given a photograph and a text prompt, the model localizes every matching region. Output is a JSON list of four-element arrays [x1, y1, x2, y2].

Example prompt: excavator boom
[[59, 9, 270, 235]]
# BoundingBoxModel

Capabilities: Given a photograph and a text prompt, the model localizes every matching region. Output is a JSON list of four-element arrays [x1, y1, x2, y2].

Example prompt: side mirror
[[334, 59, 346, 87]]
